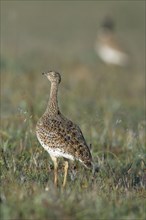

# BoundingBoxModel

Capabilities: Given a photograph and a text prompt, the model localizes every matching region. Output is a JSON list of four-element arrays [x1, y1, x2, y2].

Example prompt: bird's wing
[[41, 117, 92, 164]]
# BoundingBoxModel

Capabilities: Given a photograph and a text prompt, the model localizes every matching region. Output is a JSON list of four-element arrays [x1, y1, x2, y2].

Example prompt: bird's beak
[[42, 72, 47, 76]]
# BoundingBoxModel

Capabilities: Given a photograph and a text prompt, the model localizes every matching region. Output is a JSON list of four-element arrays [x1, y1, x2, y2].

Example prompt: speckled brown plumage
[[36, 71, 93, 186], [36, 112, 92, 167]]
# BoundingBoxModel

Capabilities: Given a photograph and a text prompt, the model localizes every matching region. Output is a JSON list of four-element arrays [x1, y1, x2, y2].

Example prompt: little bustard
[[36, 71, 93, 187], [95, 16, 129, 67]]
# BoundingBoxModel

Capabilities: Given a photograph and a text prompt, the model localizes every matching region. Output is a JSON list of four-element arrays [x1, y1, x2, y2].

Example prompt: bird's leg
[[51, 156, 58, 186], [62, 160, 69, 187]]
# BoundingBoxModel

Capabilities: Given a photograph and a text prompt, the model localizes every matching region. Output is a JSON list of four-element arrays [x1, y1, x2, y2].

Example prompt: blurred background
[[1, 2, 145, 219], [1, 0, 145, 137]]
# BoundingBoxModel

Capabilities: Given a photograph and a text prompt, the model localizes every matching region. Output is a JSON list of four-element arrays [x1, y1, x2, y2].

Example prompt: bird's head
[[42, 71, 61, 84], [101, 16, 115, 31]]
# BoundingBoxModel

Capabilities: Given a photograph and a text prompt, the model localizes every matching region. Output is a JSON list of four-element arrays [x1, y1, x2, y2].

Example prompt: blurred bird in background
[[95, 16, 129, 67]]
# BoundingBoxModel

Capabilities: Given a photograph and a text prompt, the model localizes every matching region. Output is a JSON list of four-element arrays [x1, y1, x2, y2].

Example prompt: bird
[[36, 71, 93, 187], [95, 16, 129, 67]]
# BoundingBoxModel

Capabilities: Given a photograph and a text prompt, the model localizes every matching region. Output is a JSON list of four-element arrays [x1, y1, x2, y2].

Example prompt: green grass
[[1, 63, 145, 220], [1, 1, 146, 220]]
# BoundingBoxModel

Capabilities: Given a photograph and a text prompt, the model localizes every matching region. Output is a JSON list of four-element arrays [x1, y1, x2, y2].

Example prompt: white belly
[[37, 134, 75, 160], [96, 44, 128, 66]]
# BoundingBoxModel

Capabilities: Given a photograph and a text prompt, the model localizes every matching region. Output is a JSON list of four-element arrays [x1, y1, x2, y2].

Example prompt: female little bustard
[[36, 71, 93, 187]]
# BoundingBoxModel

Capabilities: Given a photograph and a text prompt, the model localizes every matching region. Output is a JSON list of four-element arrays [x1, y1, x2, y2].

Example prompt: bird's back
[[36, 111, 92, 169]]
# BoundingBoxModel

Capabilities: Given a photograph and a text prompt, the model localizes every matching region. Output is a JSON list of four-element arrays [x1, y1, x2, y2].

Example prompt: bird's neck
[[46, 82, 59, 116]]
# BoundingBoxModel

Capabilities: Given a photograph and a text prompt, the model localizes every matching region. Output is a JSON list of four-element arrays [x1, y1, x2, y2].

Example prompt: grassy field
[[1, 1, 146, 220]]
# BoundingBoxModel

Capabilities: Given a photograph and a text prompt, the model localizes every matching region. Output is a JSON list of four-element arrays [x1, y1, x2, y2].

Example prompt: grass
[[1, 1, 146, 220], [1, 62, 145, 220]]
